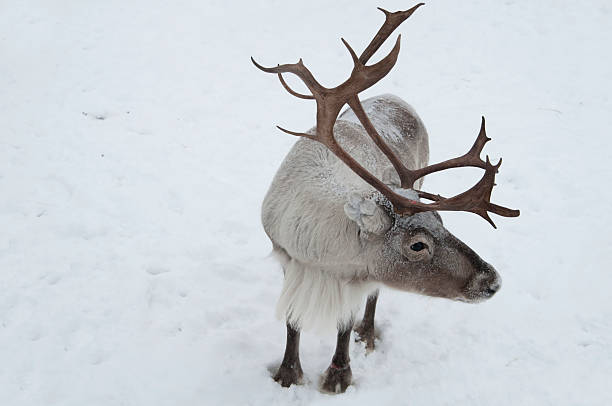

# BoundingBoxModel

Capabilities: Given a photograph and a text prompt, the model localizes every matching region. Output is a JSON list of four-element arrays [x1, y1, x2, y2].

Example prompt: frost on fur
[[343, 193, 392, 237]]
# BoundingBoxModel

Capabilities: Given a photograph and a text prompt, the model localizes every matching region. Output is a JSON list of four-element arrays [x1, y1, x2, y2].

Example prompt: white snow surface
[[1, 1, 611, 405]]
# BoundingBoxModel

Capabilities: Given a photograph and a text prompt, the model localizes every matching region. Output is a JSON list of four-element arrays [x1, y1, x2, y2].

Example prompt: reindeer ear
[[344, 193, 392, 237]]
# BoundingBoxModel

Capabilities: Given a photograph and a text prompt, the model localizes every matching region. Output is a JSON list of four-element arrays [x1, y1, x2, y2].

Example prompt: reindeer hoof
[[274, 363, 303, 387], [354, 323, 377, 352], [320, 365, 352, 393]]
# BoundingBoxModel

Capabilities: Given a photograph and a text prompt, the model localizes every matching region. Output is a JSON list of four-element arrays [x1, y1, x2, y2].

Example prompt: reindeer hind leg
[[354, 289, 379, 352]]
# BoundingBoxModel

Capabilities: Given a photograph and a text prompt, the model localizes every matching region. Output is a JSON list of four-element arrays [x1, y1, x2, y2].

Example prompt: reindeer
[[252, 3, 519, 393]]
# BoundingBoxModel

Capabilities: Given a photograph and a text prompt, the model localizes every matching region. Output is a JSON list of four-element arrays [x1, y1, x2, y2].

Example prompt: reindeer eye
[[410, 242, 426, 252]]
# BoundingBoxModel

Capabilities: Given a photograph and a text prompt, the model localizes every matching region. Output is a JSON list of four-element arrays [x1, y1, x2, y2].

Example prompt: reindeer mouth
[[456, 283, 501, 303]]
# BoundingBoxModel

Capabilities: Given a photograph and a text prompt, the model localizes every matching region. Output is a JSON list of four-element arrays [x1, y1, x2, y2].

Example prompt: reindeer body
[[253, 4, 518, 392], [262, 94, 428, 331]]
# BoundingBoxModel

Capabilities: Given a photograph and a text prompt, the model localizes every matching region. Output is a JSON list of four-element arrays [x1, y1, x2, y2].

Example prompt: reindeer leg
[[321, 322, 353, 393], [354, 290, 379, 352], [274, 323, 303, 387]]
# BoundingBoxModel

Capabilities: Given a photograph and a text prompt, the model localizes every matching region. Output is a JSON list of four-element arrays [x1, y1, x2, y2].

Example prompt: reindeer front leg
[[321, 323, 353, 393], [274, 323, 303, 387]]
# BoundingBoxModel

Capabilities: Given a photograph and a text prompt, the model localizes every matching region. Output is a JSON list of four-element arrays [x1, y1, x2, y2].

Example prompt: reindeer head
[[343, 184, 503, 302], [253, 3, 518, 302]]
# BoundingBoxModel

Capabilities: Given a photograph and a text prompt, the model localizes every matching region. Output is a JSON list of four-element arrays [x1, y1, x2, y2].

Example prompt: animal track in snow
[[145, 266, 171, 275]]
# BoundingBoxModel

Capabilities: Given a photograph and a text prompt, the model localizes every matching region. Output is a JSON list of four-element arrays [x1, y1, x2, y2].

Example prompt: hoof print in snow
[[146, 266, 170, 276], [82, 111, 107, 120]]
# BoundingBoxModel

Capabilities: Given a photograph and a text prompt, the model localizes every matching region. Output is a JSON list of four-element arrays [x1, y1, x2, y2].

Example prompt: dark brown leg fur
[[354, 290, 379, 352], [274, 323, 303, 387], [321, 323, 353, 393]]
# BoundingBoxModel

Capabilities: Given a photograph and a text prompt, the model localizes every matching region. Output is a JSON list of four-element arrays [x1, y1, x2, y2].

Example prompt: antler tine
[[341, 38, 360, 66], [277, 73, 315, 99], [250, 57, 325, 95], [338, 34, 402, 95], [488, 202, 521, 218], [360, 34, 402, 83], [276, 125, 315, 140], [466, 116, 491, 161], [360, 3, 425, 64]]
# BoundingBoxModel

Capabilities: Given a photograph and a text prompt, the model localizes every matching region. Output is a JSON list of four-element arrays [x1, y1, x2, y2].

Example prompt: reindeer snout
[[484, 281, 500, 297], [464, 263, 502, 302], [480, 265, 502, 298]]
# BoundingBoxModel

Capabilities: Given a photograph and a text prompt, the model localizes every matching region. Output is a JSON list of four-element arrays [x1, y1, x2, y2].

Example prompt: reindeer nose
[[485, 284, 499, 296], [482, 268, 501, 297]]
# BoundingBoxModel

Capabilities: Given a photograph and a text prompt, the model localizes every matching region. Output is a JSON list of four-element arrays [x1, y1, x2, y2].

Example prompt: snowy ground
[[1, 0, 611, 405]]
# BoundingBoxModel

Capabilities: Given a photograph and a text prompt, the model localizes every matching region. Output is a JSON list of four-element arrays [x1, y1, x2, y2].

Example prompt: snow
[[1, 0, 611, 405]]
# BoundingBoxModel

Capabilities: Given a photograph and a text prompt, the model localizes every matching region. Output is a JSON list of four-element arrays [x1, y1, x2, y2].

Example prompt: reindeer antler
[[251, 4, 520, 228]]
